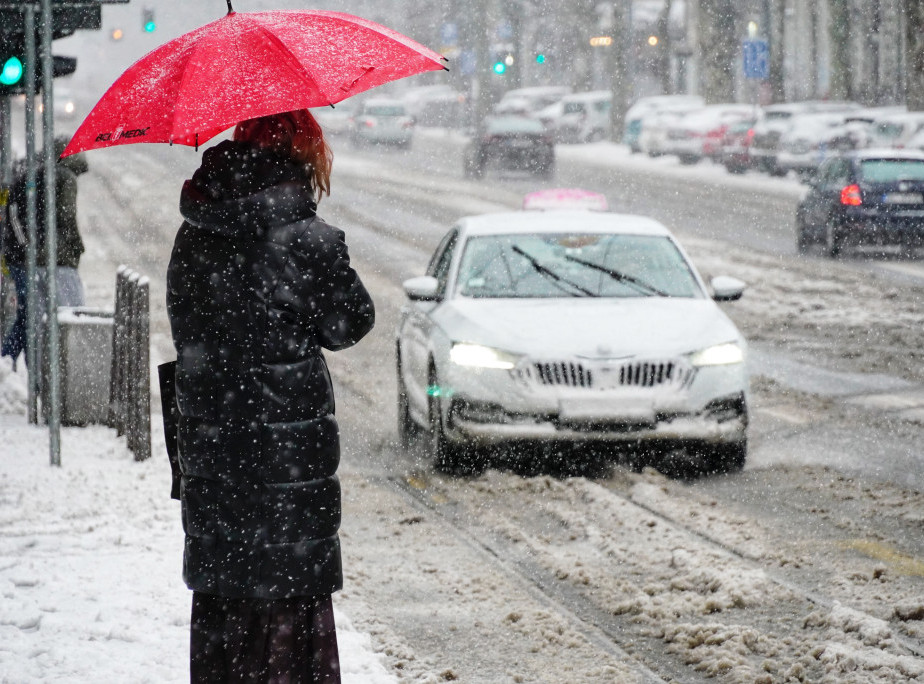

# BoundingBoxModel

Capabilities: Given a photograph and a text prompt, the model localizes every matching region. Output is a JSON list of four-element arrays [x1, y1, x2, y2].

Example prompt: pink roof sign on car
[[522, 188, 609, 211]]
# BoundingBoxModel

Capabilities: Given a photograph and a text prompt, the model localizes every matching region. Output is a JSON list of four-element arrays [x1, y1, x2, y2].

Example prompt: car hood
[[432, 297, 744, 360]]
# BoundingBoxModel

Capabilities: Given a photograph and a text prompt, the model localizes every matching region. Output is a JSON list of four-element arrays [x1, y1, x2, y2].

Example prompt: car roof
[[362, 98, 404, 107], [845, 148, 924, 161], [562, 90, 611, 103], [458, 211, 673, 237]]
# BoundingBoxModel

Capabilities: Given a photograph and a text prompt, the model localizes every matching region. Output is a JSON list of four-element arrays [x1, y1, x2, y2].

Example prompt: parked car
[[495, 86, 571, 117], [750, 101, 860, 175], [638, 101, 705, 157], [463, 115, 555, 179], [718, 118, 757, 174], [538, 90, 611, 143], [775, 111, 856, 178], [623, 94, 704, 153], [350, 98, 414, 148], [663, 104, 755, 165], [864, 111, 924, 149], [311, 101, 356, 136], [795, 149, 924, 257], [395, 203, 749, 475]]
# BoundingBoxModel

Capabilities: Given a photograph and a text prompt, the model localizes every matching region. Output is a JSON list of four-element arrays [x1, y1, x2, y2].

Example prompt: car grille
[[517, 359, 692, 390]]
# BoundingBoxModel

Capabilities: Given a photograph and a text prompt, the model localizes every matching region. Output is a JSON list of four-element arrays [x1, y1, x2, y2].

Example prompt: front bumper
[[439, 360, 748, 447], [839, 209, 924, 247]]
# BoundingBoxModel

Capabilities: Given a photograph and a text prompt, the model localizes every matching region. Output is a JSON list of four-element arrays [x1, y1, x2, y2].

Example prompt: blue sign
[[742, 39, 769, 80], [440, 22, 458, 46]]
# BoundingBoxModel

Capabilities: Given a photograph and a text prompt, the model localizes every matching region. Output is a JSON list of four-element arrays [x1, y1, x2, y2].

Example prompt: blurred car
[[796, 149, 924, 257], [495, 86, 571, 117], [311, 101, 356, 135], [663, 104, 755, 164], [864, 111, 924, 149], [749, 101, 859, 175], [537, 90, 611, 143], [349, 98, 414, 148], [638, 101, 705, 157], [463, 115, 554, 179], [718, 118, 757, 174], [623, 94, 704, 153], [775, 111, 857, 178], [395, 204, 749, 474]]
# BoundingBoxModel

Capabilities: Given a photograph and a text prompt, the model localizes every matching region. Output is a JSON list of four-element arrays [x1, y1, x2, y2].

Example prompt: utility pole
[[607, 1, 630, 142]]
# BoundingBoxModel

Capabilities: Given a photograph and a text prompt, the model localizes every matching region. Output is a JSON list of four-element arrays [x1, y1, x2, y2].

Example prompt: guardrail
[[108, 265, 150, 461]]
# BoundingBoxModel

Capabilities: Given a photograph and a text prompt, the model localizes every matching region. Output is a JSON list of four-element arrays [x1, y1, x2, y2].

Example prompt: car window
[[823, 158, 851, 189], [427, 228, 459, 295], [456, 233, 701, 299], [858, 159, 924, 182]]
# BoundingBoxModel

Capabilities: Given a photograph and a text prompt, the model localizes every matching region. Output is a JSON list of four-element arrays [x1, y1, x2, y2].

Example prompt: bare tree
[[697, 0, 738, 103], [828, 0, 852, 100], [906, 0, 924, 109]]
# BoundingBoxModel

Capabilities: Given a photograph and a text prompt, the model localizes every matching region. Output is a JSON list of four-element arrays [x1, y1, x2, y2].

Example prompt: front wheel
[[710, 440, 747, 474], [428, 369, 484, 475], [396, 360, 419, 449]]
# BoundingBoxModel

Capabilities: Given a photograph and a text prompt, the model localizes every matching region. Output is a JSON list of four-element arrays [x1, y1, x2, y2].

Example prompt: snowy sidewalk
[[0, 359, 396, 683]]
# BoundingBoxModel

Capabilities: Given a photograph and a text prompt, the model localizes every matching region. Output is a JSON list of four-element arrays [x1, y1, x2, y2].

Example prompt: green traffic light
[[0, 56, 23, 86], [492, 61, 506, 75], [144, 20, 156, 32], [536, 54, 546, 64]]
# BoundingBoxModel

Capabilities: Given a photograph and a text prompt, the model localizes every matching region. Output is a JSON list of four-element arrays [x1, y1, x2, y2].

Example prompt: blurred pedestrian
[[1, 136, 88, 368], [166, 109, 374, 683]]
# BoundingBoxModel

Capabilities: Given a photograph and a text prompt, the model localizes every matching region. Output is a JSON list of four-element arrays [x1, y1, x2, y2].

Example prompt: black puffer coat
[[166, 140, 374, 600]]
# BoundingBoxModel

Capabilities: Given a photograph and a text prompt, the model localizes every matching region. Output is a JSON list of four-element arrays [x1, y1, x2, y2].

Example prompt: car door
[[401, 228, 459, 416]]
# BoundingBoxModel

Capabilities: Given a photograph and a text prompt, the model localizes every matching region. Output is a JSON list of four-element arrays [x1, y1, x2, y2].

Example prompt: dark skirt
[[190, 592, 341, 684]]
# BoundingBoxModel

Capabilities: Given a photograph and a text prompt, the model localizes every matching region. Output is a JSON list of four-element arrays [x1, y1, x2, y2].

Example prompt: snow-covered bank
[[0, 359, 396, 683]]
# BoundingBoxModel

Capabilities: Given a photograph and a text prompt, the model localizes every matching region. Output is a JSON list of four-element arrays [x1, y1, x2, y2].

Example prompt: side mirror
[[711, 275, 746, 302], [403, 276, 440, 301]]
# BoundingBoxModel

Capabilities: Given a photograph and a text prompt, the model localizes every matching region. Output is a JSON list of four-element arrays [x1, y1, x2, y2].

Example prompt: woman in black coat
[[166, 109, 374, 683]]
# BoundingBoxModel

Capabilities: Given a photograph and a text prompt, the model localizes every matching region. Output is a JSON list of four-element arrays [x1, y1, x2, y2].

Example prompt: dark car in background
[[796, 149, 924, 257], [718, 118, 757, 174], [464, 116, 555, 179]]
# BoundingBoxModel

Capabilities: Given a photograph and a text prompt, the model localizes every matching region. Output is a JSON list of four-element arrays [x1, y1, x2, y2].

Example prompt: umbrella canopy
[[62, 9, 446, 157]]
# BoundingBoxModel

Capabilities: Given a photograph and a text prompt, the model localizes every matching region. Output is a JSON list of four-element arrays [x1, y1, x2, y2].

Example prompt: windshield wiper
[[563, 254, 670, 297], [511, 246, 597, 297]]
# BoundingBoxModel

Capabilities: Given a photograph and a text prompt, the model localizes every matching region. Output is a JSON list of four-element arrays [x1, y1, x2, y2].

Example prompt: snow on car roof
[[460, 210, 673, 237]]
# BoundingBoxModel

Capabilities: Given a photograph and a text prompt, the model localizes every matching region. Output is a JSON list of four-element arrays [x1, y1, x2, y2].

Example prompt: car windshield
[[456, 232, 701, 299], [858, 159, 924, 182], [364, 105, 405, 116]]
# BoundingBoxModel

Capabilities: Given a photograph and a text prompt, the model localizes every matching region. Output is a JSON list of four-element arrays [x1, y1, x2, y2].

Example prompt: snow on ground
[[0, 358, 396, 683]]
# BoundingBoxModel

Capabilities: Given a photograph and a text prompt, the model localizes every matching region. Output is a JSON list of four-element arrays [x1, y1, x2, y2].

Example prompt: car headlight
[[689, 342, 744, 367], [450, 343, 518, 370]]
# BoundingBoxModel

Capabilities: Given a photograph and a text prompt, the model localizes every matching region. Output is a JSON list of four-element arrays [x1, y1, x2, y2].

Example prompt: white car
[[350, 98, 414, 148], [396, 205, 749, 475]]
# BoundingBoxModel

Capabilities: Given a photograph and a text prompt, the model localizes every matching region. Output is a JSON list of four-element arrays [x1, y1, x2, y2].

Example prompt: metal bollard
[[107, 266, 151, 461]]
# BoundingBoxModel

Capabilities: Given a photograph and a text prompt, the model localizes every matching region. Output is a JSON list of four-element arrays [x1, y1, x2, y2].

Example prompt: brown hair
[[233, 109, 333, 200]]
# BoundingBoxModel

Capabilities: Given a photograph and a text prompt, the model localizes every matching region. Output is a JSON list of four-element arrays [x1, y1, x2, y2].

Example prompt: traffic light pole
[[40, 0, 60, 466], [24, 5, 38, 425]]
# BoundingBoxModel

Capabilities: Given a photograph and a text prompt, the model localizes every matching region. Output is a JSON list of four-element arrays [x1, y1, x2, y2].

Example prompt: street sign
[[742, 39, 769, 80], [440, 22, 457, 46]]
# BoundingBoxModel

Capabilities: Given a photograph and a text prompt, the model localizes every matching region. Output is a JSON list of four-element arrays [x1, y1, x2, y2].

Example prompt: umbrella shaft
[[227, 1, 233, 13]]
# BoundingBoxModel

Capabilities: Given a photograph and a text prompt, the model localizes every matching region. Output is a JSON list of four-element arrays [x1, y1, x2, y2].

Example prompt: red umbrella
[[62, 7, 446, 157]]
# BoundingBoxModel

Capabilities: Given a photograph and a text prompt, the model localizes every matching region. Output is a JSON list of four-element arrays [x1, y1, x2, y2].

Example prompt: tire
[[825, 221, 844, 258], [396, 357, 419, 449], [679, 154, 700, 165], [428, 367, 483, 475], [710, 440, 747, 474], [796, 214, 812, 255]]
